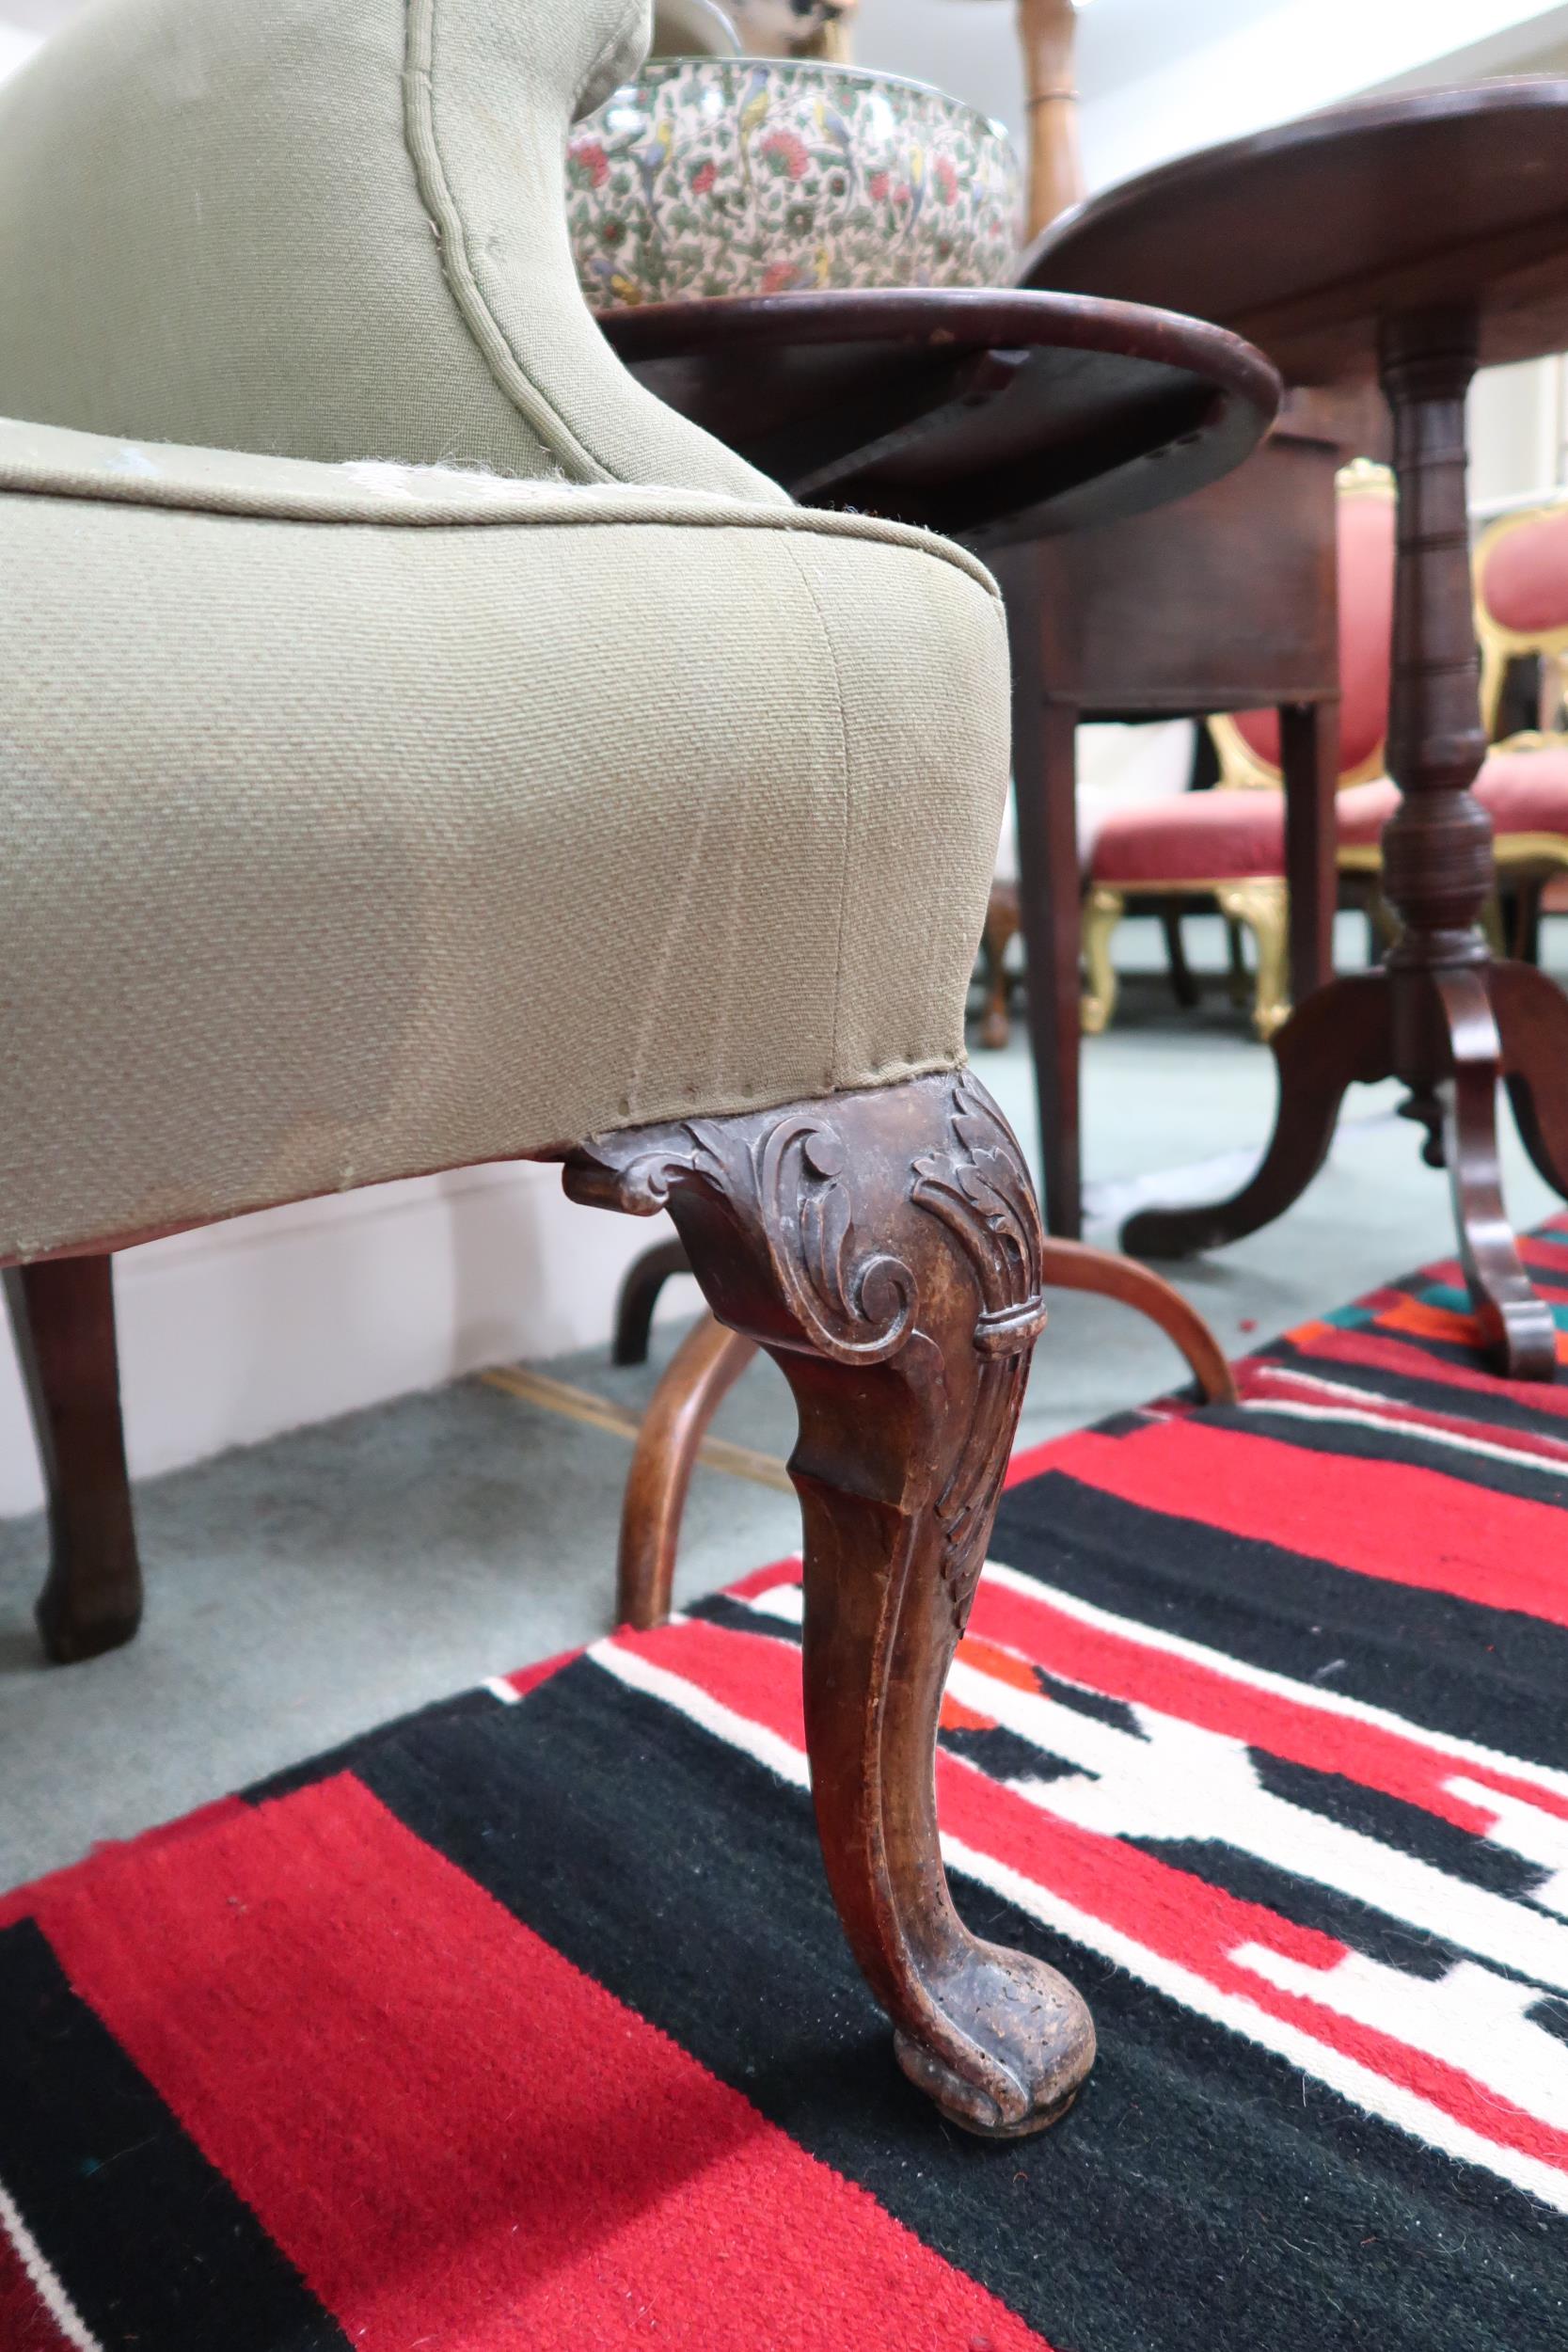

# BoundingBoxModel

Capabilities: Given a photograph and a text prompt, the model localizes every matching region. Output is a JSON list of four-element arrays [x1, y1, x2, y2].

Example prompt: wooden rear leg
[[611, 1235, 691, 1366], [566, 1071, 1095, 2136], [4, 1256, 142, 1662], [617, 1313, 756, 1629]]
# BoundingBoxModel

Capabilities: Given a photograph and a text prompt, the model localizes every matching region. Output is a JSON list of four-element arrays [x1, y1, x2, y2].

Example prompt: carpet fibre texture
[[6, 1227, 1568, 2349]]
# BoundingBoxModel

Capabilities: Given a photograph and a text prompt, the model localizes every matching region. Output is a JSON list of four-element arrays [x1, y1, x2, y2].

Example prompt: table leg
[[1012, 699, 1084, 1238], [1279, 699, 1339, 1002], [1125, 306, 1559, 1375]]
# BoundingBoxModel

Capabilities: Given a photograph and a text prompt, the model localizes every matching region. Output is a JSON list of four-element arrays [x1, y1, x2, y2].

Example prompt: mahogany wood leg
[[1038, 1239, 1237, 1404], [1433, 967, 1558, 1378], [1013, 697, 1085, 1239], [1279, 698, 1339, 1003], [565, 1071, 1095, 2136], [1491, 957, 1568, 1208], [1122, 970, 1392, 1260], [617, 1313, 757, 1629], [3, 1256, 142, 1662], [611, 1235, 692, 1366], [1162, 911, 1199, 1009]]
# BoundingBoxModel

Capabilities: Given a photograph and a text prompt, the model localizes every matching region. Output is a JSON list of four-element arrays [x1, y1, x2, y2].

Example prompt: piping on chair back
[[0, 0, 781, 499], [1208, 460, 1397, 795], [1475, 493, 1568, 746]]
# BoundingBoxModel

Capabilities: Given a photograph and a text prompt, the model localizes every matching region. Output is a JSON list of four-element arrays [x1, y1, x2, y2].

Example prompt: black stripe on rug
[[990, 1470, 1568, 1772], [346, 1658, 1564, 2352], [1198, 1403, 1568, 1509], [1258, 1341, 1568, 1440], [0, 1919, 343, 2352]]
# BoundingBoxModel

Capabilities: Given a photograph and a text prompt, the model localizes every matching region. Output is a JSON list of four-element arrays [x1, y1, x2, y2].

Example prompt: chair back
[[1210, 462, 1396, 792], [1474, 496, 1568, 739], [0, 0, 774, 499]]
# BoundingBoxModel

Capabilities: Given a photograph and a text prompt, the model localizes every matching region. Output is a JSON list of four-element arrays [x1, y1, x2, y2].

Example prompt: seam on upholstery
[[403, 0, 615, 484], [782, 532, 855, 1085], [0, 467, 1003, 596]]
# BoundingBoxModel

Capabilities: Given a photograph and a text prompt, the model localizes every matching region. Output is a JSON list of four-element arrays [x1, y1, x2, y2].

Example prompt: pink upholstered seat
[[1083, 472, 1568, 1039]]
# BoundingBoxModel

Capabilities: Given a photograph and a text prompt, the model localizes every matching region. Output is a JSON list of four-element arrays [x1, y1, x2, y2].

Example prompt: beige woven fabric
[[1, 424, 1010, 1263], [0, 0, 779, 499]]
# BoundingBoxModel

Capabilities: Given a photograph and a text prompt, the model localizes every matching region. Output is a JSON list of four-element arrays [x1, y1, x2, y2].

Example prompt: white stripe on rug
[[0, 2177, 101, 2352], [590, 1635, 1568, 2216]]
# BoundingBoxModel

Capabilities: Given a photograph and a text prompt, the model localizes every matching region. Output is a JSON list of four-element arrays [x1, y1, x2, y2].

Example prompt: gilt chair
[[0, 0, 1093, 2135], [1081, 464, 1398, 1040], [1470, 494, 1568, 959]]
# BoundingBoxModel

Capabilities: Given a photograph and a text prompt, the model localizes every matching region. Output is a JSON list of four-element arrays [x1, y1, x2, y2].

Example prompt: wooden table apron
[[1025, 78, 1568, 1374]]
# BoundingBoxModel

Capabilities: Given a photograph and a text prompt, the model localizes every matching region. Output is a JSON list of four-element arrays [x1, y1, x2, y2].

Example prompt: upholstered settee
[[0, 0, 1093, 2136]]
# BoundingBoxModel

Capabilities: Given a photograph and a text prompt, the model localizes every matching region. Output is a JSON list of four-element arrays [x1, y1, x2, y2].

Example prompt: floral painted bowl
[[567, 58, 1022, 310]]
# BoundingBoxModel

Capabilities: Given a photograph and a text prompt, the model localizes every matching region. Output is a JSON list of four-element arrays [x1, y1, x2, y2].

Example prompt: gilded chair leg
[[1080, 883, 1124, 1035], [4, 1256, 142, 1662], [1214, 879, 1290, 1041], [617, 1313, 756, 1629], [564, 1072, 1095, 2137]]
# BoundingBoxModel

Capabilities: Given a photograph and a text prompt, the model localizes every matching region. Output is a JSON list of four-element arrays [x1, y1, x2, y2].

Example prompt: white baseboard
[[0, 1164, 698, 1518]]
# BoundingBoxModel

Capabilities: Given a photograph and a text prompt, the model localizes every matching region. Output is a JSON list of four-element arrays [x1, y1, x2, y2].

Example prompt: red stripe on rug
[[1040, 1419, 1568, 1624], [0, 1798, 247, 1935], [1286, 1324, 1568, 1418], [610, 1618, 1568, 2178], [32, 1776, 1053, 2352], [963, 1577, 1568, 1831]]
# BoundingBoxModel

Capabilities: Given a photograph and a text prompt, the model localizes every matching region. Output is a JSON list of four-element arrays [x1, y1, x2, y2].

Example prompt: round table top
[[1023, 78, 1568, 383], [600, 286, 1279, 549]]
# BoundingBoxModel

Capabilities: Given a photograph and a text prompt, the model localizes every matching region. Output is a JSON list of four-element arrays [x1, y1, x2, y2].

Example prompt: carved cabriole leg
[[1214, 878, 1290, 1041], [565, 1072, 1095, 2136], [4, 1256, 142, 1662], [1079, 882, 1123, 1036]]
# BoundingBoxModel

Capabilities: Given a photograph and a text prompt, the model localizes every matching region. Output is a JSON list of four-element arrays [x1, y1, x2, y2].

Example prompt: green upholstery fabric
[[0, 421, 1010, 1263], [0, 0, 778, 497]]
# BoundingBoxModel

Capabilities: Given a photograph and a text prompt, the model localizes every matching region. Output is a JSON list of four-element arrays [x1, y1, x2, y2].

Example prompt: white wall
[[853, 0, 1568, 189], [1, 1174, 694, 1517], [0, 16, 40, 76]]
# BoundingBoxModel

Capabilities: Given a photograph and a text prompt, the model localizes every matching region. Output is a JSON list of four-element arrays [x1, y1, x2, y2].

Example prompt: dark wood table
[[987, 391, 1378, 1235], [1025, 80, 1568, 1375], [604, 287, 1279, 546]]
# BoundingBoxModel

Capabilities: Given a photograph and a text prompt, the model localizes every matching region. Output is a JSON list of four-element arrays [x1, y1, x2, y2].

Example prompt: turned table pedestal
[[1027, 80, 1568, 1375]]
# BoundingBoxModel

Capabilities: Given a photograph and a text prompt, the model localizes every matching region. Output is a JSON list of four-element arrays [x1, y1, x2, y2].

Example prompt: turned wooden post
[[1018, 0, 1085, 239]]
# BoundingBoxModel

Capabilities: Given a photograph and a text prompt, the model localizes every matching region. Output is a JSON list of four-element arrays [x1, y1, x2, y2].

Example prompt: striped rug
[[6, 1226, 1568, 2350]]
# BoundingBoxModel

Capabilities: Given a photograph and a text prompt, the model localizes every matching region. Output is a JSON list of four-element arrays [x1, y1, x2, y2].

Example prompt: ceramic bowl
[[567, 58, 1022, 310]]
